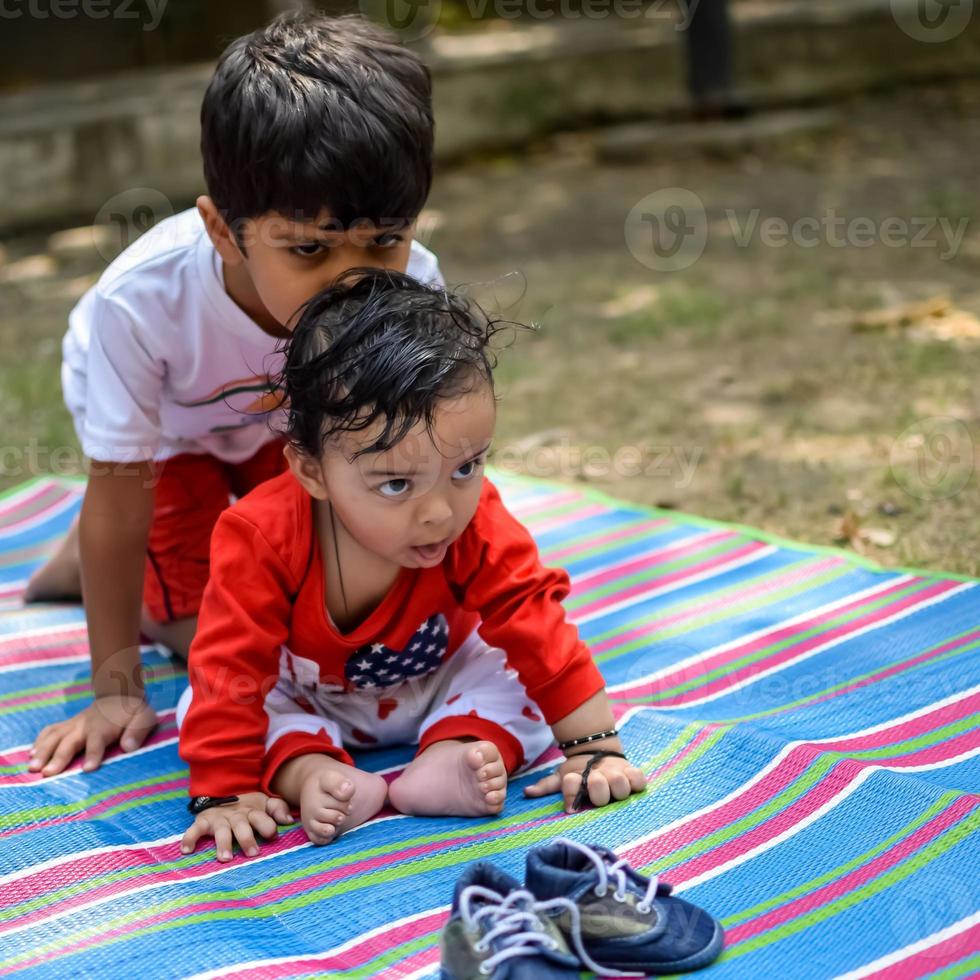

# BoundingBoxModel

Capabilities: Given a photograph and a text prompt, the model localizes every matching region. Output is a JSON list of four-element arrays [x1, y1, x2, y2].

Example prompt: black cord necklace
[[327, 499, 350, 620]]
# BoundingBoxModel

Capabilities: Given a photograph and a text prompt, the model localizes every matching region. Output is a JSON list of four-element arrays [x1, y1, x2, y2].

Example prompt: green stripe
[[0, 733, 711, 967], [541, 518, 668, 564], [487, 467, 980, 585], [928, 952, 980, 979], [521, 497, 596, 528], [841, 713, 978, 761], [0, 770, 187, 829], [720, 792, 959, 927], [722, 805, 979, 959], [644, 579, 932, 703], [0, 666, 184, 716], [594, 561, 848, 663], [727, 632, 980, 723], [566, 536, 743, 612]]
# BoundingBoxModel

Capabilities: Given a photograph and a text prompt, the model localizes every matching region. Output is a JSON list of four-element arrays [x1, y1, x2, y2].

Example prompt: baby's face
[[241, 211, 415, 331], [322, 382, 497, 569]]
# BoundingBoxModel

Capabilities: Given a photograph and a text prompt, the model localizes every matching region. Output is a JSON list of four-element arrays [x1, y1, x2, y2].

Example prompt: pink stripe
[[885, 728, 980, 769], [509, 490, 581, 519], [0, 484, 62, 526], [726, 796, 978, 945], [598, 556, 843, 656], [0, 489, 75, 537], [571, 530, 733, 593], [542, 518, 670, 564], [650, 580, 958, 707], [859, 923, 980, 979], [774, 626, 980, 719], [0, 777, 186, 842], [528, 503, 609, 537], [0, 626, 87, 657], [0, 639, 89, 671], [0, 717, 178, 787], [573, 540, 768, 621], [818, 692, 980, 753]]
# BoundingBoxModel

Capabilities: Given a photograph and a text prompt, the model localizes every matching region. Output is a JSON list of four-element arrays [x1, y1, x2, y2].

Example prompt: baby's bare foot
[[293, 758, 388, 846], [388, 740, 508, 818]]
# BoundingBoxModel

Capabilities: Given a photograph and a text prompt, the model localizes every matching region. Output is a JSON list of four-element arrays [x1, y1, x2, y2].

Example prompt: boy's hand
[[29, 696, 158, 776], [523, 754, 647, 814], [181, 793, 294, 862]]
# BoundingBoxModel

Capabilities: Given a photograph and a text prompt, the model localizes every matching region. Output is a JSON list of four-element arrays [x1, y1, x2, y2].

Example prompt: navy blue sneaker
[[525, 838, 724, 975], [440, 861, 584, 979]]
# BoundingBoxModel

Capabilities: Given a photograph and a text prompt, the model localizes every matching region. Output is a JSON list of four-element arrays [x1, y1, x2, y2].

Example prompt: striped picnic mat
[[0, 474, 977, 979]]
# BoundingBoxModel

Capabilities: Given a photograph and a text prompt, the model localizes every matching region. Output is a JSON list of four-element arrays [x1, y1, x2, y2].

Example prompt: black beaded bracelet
[[188, 794, 240, 815], [558, 728, 618, 751]]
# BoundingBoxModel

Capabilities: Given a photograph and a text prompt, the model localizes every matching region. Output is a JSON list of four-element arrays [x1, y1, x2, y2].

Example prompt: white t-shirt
[[62, 208, 444, 464]]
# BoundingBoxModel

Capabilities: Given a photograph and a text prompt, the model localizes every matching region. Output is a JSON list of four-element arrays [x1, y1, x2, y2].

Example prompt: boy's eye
[[378, 478, 411, 498], [453, 458, 484, 481], [290, 242, 327, 257], [372, 233, 404, 249]]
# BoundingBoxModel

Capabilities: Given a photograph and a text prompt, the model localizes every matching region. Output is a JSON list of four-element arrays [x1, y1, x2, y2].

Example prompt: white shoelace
[[459, 878, 647, 977], [553, 837, 660, 915]]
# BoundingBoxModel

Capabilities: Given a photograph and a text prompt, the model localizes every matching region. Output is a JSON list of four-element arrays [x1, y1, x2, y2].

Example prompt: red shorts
[[143, 439, 288, 623]]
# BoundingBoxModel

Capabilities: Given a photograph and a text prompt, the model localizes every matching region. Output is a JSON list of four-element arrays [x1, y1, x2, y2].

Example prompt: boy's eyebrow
[[365, 441, 493, 478]]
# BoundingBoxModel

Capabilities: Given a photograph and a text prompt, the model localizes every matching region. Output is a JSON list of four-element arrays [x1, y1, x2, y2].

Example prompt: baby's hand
[[180, 793, 293, 862], [524, 753, 647, 814]]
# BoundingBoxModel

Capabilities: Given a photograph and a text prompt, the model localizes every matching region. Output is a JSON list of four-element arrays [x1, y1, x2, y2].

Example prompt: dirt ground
[[1, 80, 978, 574]]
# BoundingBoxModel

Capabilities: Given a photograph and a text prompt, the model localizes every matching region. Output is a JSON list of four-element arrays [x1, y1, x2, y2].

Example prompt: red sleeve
[[445, 480, 606, 725], [178, 509, 296, 797]]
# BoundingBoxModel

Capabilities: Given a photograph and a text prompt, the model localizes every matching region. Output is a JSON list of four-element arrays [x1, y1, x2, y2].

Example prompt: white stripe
[[0, 480, 59, 516], [608, 576, 913, 694], [835, 911, 980, 979], [0, 620, 86, 648], [183, 898, 447, 980], [673, 739, 980, 894], [568, 530, 718, 587], [808, 682, 980, 745], [0, 492, 78, 540], [575, 545, 776, 626], [657, 582, 972, 710], [0, 654, 89, 676]]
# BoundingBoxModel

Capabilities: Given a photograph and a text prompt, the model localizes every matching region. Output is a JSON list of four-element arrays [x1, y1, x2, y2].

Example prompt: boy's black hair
[[201, 12, 433, 229], [279, 269, 508, 460]]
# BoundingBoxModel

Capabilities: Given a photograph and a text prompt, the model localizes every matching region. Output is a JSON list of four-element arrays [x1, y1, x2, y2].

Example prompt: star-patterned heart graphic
[[345, 614, 450, 691]]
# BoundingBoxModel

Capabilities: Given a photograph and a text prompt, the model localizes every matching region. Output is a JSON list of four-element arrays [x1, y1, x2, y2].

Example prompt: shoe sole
[[579, 920, 726, 975]]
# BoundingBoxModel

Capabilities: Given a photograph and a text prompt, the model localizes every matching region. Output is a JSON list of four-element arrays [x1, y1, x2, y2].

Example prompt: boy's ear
[[284, 443, 329, 501], [197, 196, 246, 267]]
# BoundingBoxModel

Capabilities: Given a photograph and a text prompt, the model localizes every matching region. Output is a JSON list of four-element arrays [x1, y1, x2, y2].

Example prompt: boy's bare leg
[[140, 610, 196, 660], [23, 516, 82, 602], [388, 739, 508, 818], [271, 752, 389, 845]]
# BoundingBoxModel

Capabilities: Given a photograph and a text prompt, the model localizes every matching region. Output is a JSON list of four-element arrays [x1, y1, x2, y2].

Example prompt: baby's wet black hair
[[278, 269, 513, 460], [201, 11, 433, 229]]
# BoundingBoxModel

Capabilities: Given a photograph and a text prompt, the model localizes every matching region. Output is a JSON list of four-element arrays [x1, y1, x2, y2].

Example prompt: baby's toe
[[306, 817, 340, 845], [317, 770, 355, 803]]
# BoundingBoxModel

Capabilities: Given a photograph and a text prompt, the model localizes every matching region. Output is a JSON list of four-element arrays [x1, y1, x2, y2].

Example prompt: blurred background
[[1, 0, 978, 573]]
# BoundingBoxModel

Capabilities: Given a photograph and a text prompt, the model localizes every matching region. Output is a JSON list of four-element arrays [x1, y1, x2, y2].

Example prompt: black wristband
[[188, 794, 240, 815], [558, 728, 618, 751]]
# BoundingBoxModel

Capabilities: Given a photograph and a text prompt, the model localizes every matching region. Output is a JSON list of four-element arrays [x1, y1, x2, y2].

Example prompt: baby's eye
[[372, 233, 404, 249], [290, 242, 326, 257], [378, 478, 411, 498], [453, 458, 484, 481]]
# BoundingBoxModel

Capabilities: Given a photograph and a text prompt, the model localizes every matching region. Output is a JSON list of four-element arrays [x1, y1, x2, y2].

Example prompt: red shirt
[[179, 470, 606, 796]]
